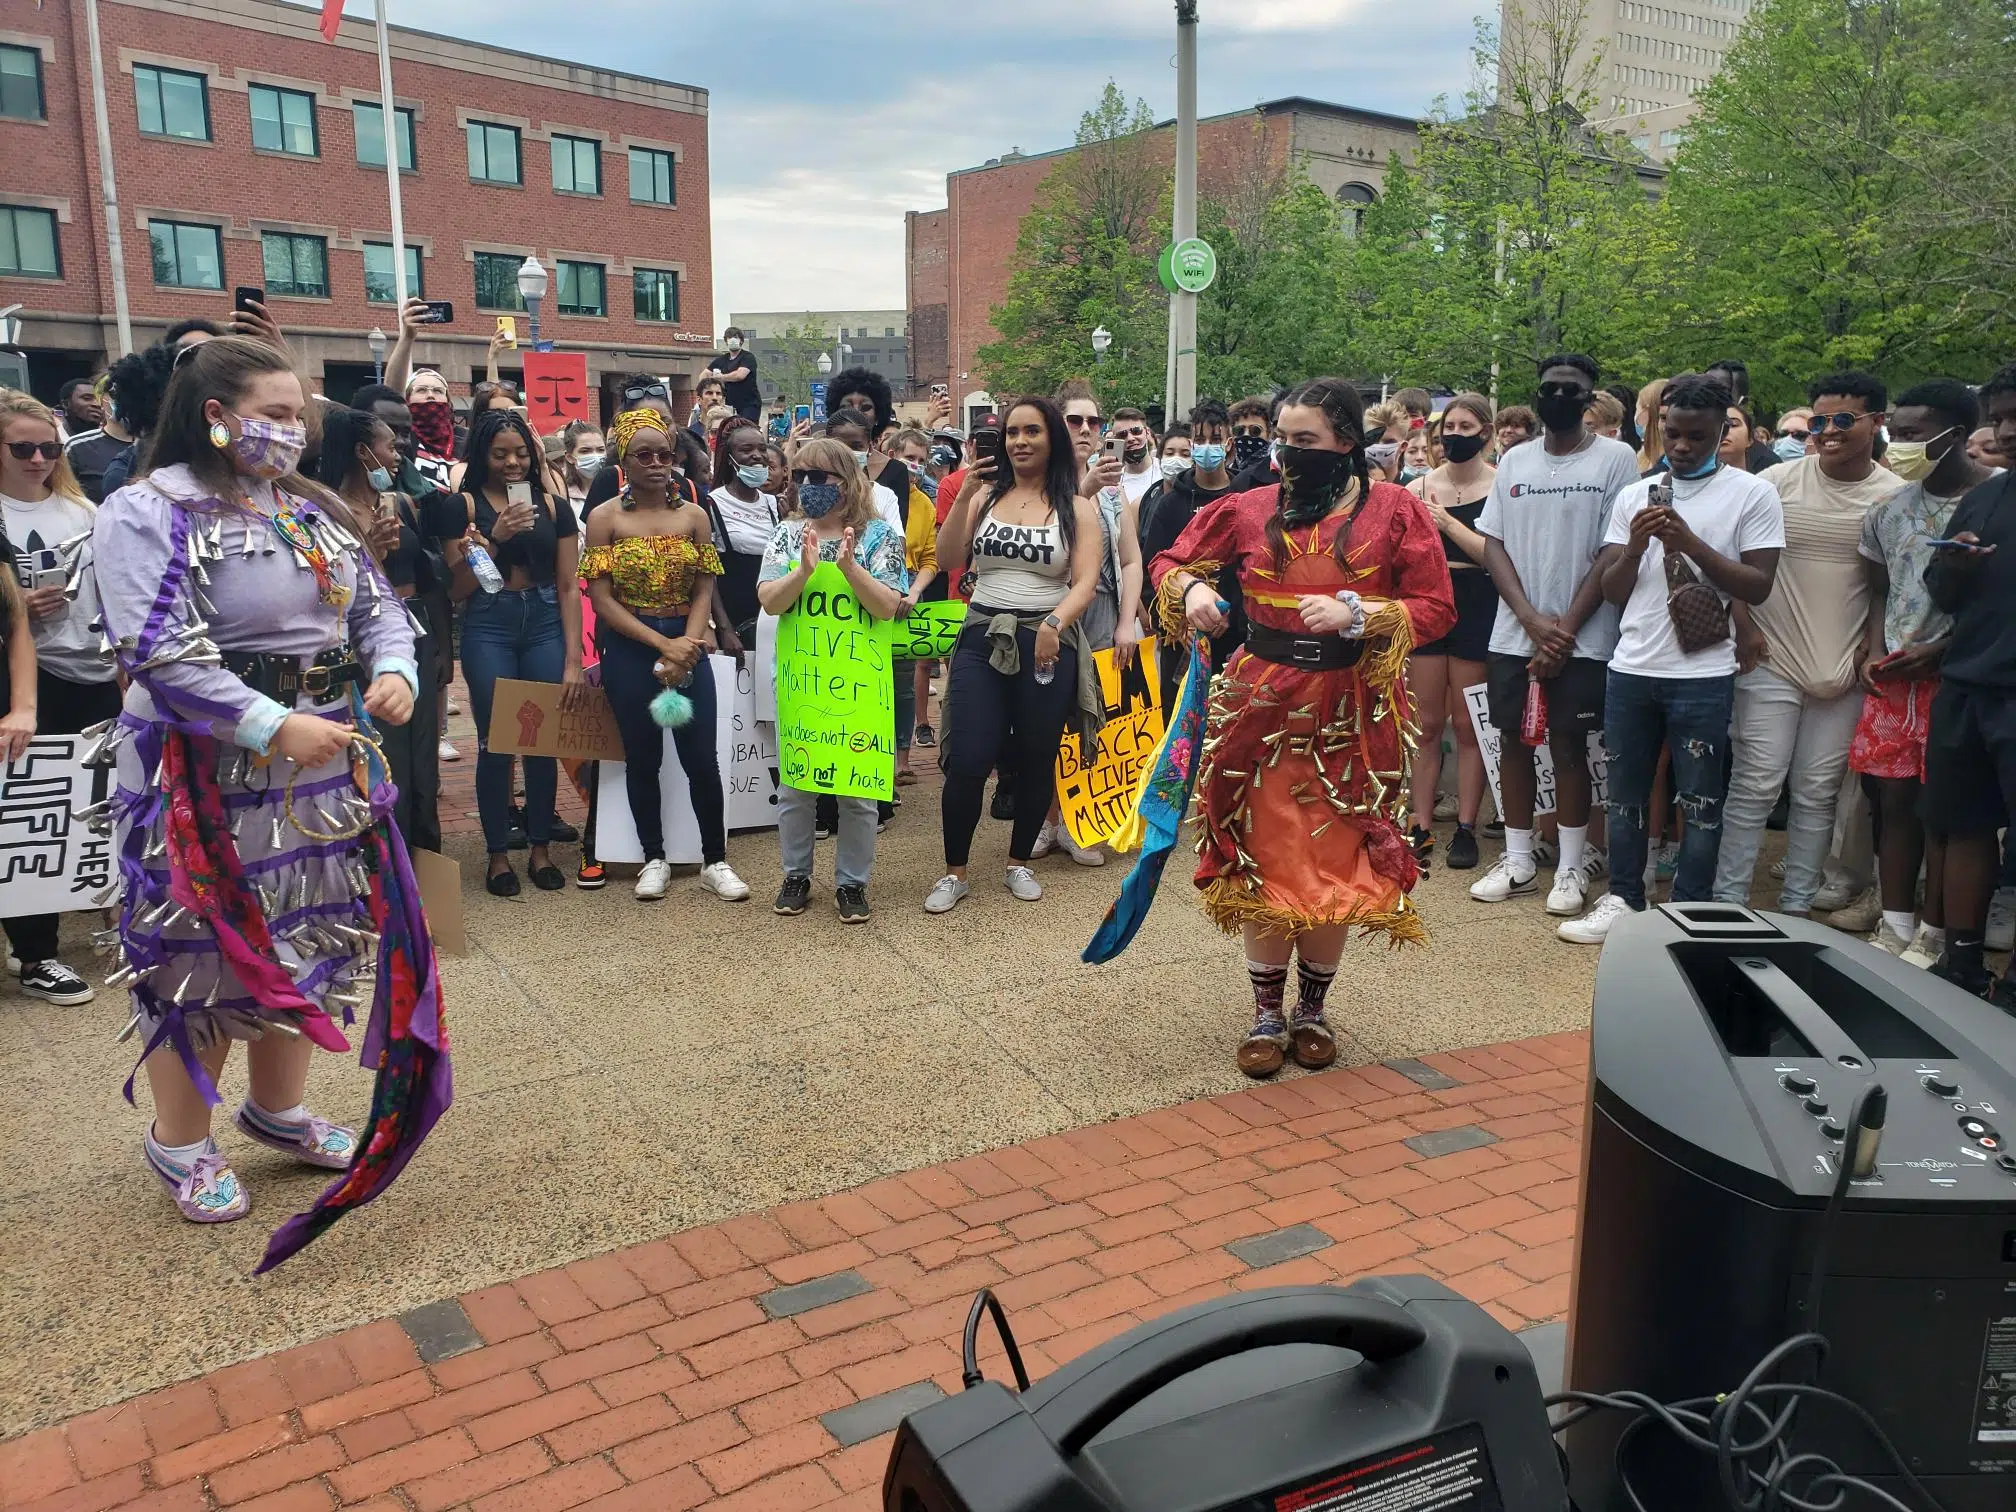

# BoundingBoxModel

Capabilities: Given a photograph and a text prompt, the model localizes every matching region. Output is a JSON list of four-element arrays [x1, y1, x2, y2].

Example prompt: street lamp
[[816, 352, 833, 376], [368, 326, 387, 382], [1091, 325, 1112, 363], [515, 255, 549, 346]]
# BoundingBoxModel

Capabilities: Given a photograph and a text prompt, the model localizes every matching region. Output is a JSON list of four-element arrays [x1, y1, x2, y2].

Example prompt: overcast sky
[[352, 0, 1478, 323]]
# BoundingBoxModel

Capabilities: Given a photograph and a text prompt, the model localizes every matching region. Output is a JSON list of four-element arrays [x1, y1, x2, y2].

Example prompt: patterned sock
[[241, 1100, 308, 1139], [1247, 960, 1288, 1030], [1294, 959, 1338, 1022]]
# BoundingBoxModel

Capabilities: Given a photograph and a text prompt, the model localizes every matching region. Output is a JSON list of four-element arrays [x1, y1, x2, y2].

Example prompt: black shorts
[[1486, 652, 1607, 738], [1921, 681, 2016, 834]]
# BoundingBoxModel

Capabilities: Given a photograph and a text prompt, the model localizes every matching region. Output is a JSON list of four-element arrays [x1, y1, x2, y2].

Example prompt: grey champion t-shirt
[[1476, 433, 1639, 660]]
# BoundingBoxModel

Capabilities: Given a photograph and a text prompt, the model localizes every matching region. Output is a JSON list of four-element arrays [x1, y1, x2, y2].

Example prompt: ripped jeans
[[1604, 670, 1734, 911]]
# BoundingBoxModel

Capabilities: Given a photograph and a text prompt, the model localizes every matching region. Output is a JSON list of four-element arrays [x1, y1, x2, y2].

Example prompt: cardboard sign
[[1462, 682, 1608, 819], [407, 848, 466, 956], [522, 350, 590, 437], [895, 601, 965, 660], [1055, 642, 1165, 850], [484, 678, 626, 763], [0, 737, 114, 916], [592, 656, 781, 864], [775, 562, 895, 801]]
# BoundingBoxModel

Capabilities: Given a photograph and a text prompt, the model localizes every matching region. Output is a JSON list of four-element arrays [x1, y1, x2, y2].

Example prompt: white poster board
[[1462, 682, 1608, 820], [594, 655, 780, 864], [0, 737, 115, 915]]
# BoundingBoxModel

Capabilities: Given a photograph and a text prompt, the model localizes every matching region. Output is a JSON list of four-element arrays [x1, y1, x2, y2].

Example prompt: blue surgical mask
[[851, 449, 871, 471], [1772, 435, 1807, 464], [1191, 443, 1227, 472], [1674, 454, 1722, 480], [736, 462, 771, 489], [366, 465, 394, 492], [798, 481, 842, 517]]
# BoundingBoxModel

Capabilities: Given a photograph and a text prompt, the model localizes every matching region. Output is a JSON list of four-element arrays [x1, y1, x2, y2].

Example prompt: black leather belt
[[223, 649, 365, 702], [1244, 624, 1365, 670]]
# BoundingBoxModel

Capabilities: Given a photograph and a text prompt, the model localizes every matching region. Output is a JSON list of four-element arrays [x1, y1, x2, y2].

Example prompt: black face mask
[[1123, 442, 1150, 465], [1441, 432, 1487, 465], [1276, 445, 1356, 525], [1232, 433, 1269, 470], [1536, 391, 1588, 433]]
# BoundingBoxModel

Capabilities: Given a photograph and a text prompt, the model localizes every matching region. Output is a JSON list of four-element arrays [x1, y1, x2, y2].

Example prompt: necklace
[[1544, 433, 1595, 476], [262, 495, 348, 606]]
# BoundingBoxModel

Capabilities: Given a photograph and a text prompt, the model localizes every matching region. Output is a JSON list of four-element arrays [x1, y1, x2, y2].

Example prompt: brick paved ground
[[0, 1032, 1587, 1512]]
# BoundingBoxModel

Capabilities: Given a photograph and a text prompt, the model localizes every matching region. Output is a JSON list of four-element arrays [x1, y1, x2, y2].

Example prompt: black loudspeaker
[[1567, 903, 2016, 1511], [881, 1275, 1568, 1511]]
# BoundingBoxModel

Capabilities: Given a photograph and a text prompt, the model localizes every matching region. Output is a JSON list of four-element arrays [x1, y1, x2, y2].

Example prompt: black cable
[[961, 1287, 1031, 1392]]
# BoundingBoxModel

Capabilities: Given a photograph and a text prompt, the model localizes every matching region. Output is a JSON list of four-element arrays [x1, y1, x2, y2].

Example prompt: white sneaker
[[1990, 888, 2016, 952], [634, 859, 671, 902], [1580, 845, 1609, 882], [1871, 919, 1914, 956], [1057, 826, 1107, 868], [925, 874, 969, 914], [1557, 893, 1636, 944], [1810, 874, 1857, 913], [1900, 928, 1943, 969], [698, 861, 750, 901], [446, 697, 462, 716], [1546, 866, 1589, 917], [1470, 856, 1539, 902], [438, 740, 461, 762], [1029, 822, 1058, 859], [1433, 794, 1458, 821], [1004, 865, 1043, 901]]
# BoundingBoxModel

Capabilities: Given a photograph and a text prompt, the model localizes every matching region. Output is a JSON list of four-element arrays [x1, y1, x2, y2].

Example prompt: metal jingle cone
[[202, 977, 221, 1010], [92, 880, 122, 908], [229, 809, 247, 841], [114, 1008, 144, 1044], [264, 1013, 303, 1038], [91, 928, 120, 957], [80, 716, 118, 742], [142, 830, 166, 861], [269, 811, 287, 851]]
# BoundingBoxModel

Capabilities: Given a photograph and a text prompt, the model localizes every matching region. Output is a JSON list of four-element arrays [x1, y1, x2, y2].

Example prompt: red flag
[[319, 0, 344, 41]]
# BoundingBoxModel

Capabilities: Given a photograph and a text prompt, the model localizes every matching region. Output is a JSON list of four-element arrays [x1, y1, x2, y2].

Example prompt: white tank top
[[970, 511, 1071, 612]]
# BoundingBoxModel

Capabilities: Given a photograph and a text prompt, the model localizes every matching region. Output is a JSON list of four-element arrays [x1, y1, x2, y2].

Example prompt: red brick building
[[908, 98, 1420, 420], [0, 0, 716, 410]]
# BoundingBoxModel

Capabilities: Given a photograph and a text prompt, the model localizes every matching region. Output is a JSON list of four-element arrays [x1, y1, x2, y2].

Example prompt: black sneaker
[[504, 824, 529, 850], [1931, 950, 1992, 997], [1447, 824, 1480, 870], [17, 960, 95, 1005], [549, 818, 580, 844], [877, 800, 894, 833], [774, 875, 812, 916], [990, 786, 1016, 822], [1482, 819, 1505, 840], [836, 884, 871, 923]]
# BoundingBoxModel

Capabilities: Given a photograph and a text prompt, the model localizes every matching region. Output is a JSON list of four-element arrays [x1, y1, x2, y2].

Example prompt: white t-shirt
[[706, 485, 778, 556], [1119, 466, 1158, 506], [0, 490, 108, 685], [870, 482, 903, 532], [1602, 468, 1785, 679]]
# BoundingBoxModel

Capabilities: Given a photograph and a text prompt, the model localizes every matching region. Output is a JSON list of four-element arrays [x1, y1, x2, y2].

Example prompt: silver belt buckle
[[1291, 638, 1325, 665]]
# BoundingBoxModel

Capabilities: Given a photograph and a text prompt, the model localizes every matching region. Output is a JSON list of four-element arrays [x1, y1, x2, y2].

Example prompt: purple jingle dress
[[94, 463, 452, 1269]]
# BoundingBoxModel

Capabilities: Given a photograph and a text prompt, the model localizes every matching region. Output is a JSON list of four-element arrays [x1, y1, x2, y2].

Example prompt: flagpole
[[83, 0, 133, 356], [372, 0, 408, 307]]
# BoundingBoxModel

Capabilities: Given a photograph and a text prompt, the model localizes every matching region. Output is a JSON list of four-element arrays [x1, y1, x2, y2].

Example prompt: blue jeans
[[1604, 670, 1734, 910], [596, 613, 725, 864], [461, 585, 565, 854]]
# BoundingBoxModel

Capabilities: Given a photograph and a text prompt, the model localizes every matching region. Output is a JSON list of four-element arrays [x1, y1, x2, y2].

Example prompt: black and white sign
[[0, 737, 114, 915]]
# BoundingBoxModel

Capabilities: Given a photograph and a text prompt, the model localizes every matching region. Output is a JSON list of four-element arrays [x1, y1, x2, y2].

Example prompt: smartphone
[[421, 300, 454, 324], [1648, 478, 1674, 510], [973, 416, 1003, 466], [1101, 433, 1122, 463], [1924, 537, 1974, 550], [233, 285, 264, 315], [792, 404, 812, 427], [494, 314, 515, 346], [505, 481, 533, 513], [377, 491, 400, 521], [31, 566, 66, 591], [768, 413, 789, 439], [929, 382, 949, 403]]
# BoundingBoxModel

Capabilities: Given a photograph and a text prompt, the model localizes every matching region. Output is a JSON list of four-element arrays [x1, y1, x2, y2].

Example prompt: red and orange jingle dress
[[1149, 479, 1456, 944]]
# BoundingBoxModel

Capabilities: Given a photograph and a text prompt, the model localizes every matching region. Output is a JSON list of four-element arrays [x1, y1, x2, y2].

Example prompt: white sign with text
[[1462, 682, 1609, 819], [0, 737, 115, 916]]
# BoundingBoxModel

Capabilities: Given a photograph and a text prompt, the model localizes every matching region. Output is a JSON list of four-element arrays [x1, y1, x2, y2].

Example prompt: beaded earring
[[208, 420, 231, 449]]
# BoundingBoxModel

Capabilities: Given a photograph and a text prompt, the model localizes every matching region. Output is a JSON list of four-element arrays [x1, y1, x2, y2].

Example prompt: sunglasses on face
[[6, 441, 63, 461], [626, 448, 675, 465], [621, 382, 670, 404], [791, 469, 834, 487], [1233, 424, 1267, 438], [1776, 427, 1810, 440], [1808, 411, 1869, 433], [1536, 382, 1589, 400], [1064, 413, 1103, 430]]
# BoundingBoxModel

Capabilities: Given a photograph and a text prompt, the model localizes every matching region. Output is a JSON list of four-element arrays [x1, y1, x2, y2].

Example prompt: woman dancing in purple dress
[[94, 337, 449, 1266]]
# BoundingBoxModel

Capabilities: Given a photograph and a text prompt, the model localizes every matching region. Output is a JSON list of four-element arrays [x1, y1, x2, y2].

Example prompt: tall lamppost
[[516, 255, 549, 347], [1091, 325, 1112, 364], [368, 326, 387, 383]]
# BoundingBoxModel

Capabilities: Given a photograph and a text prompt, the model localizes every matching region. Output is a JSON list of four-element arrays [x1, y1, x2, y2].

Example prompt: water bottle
[[1035, 662, 1055, 686], [464, 539, 504, 594]]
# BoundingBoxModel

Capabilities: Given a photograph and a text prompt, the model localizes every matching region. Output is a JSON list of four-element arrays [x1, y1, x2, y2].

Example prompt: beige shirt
[[1751, 455, 1901, 697]]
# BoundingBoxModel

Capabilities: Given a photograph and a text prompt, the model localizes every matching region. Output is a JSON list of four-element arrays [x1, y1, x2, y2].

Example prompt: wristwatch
[[1042, 613, 1063, 630]]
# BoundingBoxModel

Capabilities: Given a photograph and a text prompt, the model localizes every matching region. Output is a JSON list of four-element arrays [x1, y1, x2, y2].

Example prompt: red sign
[[522, 350, 590, 437]]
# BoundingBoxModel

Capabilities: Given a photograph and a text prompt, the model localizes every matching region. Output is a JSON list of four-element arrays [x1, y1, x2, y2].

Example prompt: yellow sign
[[1055, 642, 1165, 850]]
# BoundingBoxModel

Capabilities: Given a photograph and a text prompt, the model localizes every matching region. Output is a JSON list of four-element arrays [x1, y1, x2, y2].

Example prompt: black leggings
[[597, 614, 725, 863], [940, 622, 1076, 867]]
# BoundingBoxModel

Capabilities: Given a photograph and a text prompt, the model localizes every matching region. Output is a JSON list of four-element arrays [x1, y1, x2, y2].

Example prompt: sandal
[[1290, 1014, 1338, 1071], [1238, 1014, 1290, 1079]]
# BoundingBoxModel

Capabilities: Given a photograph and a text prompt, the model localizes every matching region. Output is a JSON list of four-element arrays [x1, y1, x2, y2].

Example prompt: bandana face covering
[[1275, 444, 1356, 526], [408, 400, 455, 459], [231, 417, 307, 481]]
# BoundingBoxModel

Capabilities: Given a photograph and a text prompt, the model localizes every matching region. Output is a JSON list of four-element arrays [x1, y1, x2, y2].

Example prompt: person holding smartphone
[[0, 390, 118, 1004], [450, 408, 585, 896]]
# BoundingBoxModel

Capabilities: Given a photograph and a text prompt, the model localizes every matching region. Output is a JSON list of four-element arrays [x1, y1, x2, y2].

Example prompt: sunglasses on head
[[6, 441, 63, 461], [791, 469, 834, 487], [621, 382, 670, 404], [1808, 411, 1869, 433], [1064, 413, 1102, 429]]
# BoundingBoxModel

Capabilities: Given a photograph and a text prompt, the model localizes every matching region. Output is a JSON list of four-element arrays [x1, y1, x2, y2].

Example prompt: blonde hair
[[1636, 379, 1668, 471], [1584, 390, 1626, 431], [790, 438, 876, 533], [1364, 399, 1410, 440], [0, 389, 94, 511]]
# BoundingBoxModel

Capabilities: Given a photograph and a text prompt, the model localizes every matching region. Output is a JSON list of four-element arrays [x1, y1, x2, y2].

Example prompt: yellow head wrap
[[609, 407, 671, 460]]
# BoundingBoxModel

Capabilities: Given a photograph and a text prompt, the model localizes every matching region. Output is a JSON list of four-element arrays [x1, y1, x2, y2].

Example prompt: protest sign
[[1055, 642, 1165, 850], [0, 738, 114, 916], [485, 678, 627, 763], [1461, 682, 1608, 819], [522, 350, 590, 436], [895, 601, 964, 660], [407, 849, 466, 956], [775, 563, 895, 801], [593, 656, 780, 864]]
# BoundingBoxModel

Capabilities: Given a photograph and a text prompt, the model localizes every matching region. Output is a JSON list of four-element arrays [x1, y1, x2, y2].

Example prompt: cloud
[[330, 0, 1478, 319]]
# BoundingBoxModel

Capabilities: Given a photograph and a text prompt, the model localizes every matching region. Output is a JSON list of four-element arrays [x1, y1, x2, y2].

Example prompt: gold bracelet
[[284, 732, 386, 842]]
